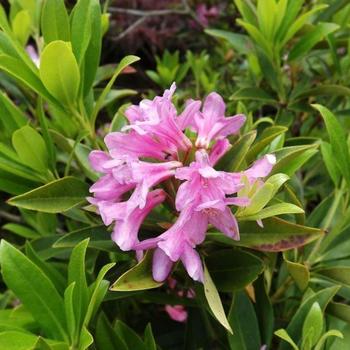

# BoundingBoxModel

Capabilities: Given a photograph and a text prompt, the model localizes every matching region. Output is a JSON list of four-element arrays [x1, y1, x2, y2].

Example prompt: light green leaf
[[314, 329, 343, 350], [7, 177, 89, 213], [286, 260, 309, 291], [321, 141, 341, 187], [3, 223, 40, 239], [41, 0, 70, 43], [203, 263, 233, 334], [316, 266, 350, 287], [12, 125, 49, 174], [110, 250, 162, 292], [275, 329, 299, 350], [12, 10, 31, 45], [302, 302, 323, 348], [39, 41, 80, 108], [239, 203, 304, 221]]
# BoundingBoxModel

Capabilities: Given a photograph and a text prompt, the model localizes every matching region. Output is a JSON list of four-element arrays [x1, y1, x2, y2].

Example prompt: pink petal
[[89, 150, 110, 173], [245, 154, 276, 179], [181, 244, 204, 282], [152, 248, 174, 282], [209, 139, 231, 166], [202, 92, 226, 122]]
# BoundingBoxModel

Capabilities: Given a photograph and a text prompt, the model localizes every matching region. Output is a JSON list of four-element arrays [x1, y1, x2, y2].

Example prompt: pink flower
[[196, 4, 220, 27], [88, 83, 277, 283], [193, 93, 246, 148], [165, 305, 188, 322]]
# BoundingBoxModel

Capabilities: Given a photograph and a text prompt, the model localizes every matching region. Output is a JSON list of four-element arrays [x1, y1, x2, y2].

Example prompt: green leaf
[[246, 126, 288, 163], [3, 223, 40, 239], [0, 55, 57, 105], [239, 203, 304, 221], [115, 320, 147, 350], [302, 302, 323, 348], [230, 87, 276, 103], [238, 183, 275, 216], [228, 291, 261, 349], [321, 141, 341, 187], [39, 41, 80, 108], [316, 266, 350, 287], [288, 22, 339, 61], [70, 0, 92, 65], [78, 327, 93, 350], [0, 241, 67, 340], [208, 217, 323, 252], [293, 84, 350, 101], [91, 55, 140, 126], [314, 329, 343, 350], [205, 29, 252, 54], [312, 104, 350, 189], [64, 283, 76, 343], [203, 263, 233, 334], [84, 263, 115, 325], [275, 329, 299, 350], [68, 239, 89, 332], [0, 91, 27, 135], [8, 177, 89, 213], [327, 302, 350, 324], [53, 225, 114, 252], [12, 10, 31, 45], [12, 125, 49, 174], [270, 144, 318, 176], [0, 331, 39, 350], [206, 249, 264, 292], [285, 260, 309, 291], [41, 0, 70, 43], [95, 313, 128, 350], [217, 131, 256, 171], [111, 250, 162, 292], [279, 286, 340, 350], [82, 0, 102, 96], [144, 324, 156, 350]]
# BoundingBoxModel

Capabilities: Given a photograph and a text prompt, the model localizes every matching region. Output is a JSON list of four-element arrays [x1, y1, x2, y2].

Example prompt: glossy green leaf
[[312, 104, 350, 189], [110, 250, 162, 292], [64, 283, 76, 343], [0, 331, 39, 350], [228, 291, 261, 349], [302, 302, 323, 348], [203, 263, 232, 333], [12, 125, 49, 174], [0, 241, 67, 340], [144, 324, 156, 350], [206, 249, 264, 292], [208, 217, 323, 252], [314, 329, 343, 350], [41, 0, 70, 43], [7, 177, 89, 213], [39, 41, 80, 108], [68, 239, 89, 334]]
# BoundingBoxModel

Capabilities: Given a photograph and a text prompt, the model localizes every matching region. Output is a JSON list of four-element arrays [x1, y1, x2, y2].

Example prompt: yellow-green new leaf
[[40, 41, 80, 108]]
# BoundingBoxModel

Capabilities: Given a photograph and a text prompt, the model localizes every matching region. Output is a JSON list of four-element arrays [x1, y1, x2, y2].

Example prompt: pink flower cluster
[[88, 84, 275, 283]]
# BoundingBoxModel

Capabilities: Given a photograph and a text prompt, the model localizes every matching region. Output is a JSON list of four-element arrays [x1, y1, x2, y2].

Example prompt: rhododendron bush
[[1, 0, 350, 349]]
